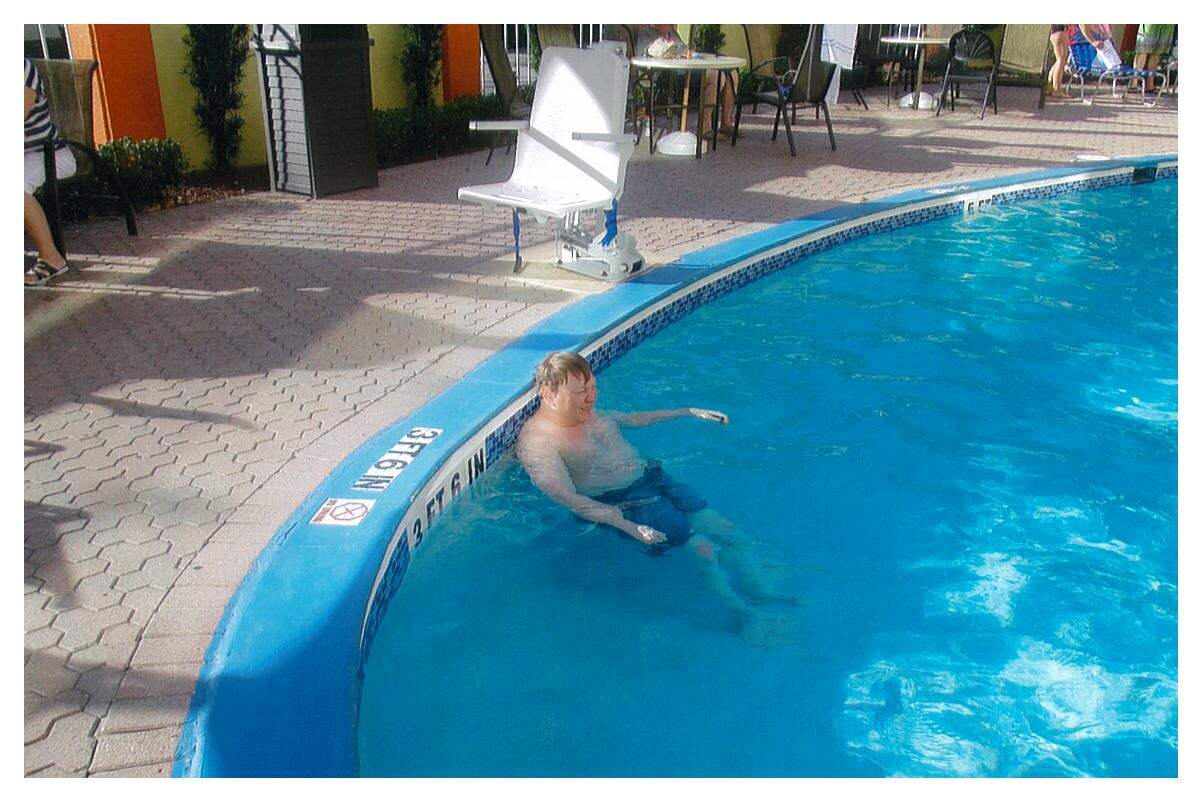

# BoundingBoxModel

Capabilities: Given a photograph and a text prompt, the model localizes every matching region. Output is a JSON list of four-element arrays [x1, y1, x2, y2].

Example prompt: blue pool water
[[358, 178, 1177, 777]]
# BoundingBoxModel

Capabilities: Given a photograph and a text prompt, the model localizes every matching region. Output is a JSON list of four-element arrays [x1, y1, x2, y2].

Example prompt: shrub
[[97, 137, 189, 204], [399, 25, 444, 109], [182, 24, 251, 170], [529, 26, 543, 73], [776, 25, 811, 64], [47, 136, 189, 221], [692, 24, 726, 55], [374, 95, 505, 166]]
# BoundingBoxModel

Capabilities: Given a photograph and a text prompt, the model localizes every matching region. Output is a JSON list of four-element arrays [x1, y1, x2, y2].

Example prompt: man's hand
[[635, 524, 667, 545], [689, 408, 729, 425]]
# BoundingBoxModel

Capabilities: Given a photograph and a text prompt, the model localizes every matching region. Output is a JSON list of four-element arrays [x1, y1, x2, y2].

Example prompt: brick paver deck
[[24, 86, 1177, 776]]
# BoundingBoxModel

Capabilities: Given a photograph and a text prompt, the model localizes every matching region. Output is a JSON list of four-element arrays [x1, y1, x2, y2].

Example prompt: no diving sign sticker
[[311, 498, 376, 527]]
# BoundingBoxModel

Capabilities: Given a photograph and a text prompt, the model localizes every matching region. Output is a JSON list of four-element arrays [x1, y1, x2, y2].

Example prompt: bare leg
[[687, 534, 798, 648], [1049, 31, 1069, 95], [720, 72, 738, 129], [698, 70, 740, 136], [698, 72, 717, 137], [689, 508, 804, 606], [1144, 53, 1161, 91], [688, 535, 750, 613], [24, 192, 66, 269]]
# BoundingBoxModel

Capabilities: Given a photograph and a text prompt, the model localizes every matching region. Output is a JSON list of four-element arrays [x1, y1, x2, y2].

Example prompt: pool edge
[[173, 153, 1178, 777]]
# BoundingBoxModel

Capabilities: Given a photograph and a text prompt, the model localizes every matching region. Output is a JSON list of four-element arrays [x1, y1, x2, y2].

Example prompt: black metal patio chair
[[732, 24, 837, 155], [741, 24, 789, 116], [30, 58, 137, 259], [936, 27, 999, 119]]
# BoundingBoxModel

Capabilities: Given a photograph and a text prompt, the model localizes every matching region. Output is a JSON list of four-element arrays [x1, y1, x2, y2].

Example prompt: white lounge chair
[[459, 46, 644, 281]]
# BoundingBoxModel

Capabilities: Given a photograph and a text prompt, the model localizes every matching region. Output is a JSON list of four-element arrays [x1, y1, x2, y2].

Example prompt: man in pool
[[516, 351, 800, 645]]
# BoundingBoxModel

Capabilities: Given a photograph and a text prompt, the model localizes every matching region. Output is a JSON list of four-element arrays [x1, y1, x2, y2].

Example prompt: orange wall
[[70, 24, 167, 145], [442, 24, 480, 101], [65, 25, 104, 144]]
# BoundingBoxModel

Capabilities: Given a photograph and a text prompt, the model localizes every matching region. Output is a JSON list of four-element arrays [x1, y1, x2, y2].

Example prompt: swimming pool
[[356, 176, 1177, 776], [174, 157, 1176, 777]]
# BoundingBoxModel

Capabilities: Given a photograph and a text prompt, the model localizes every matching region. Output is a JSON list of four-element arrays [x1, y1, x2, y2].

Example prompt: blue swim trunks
[[591, 460, 708, 553]]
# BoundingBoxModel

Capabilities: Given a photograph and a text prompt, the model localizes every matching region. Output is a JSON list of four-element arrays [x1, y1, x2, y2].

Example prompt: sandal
[[24, 259, 68, 287]]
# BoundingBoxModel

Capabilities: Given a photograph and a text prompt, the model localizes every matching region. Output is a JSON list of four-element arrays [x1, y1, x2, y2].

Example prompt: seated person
[[637, 23, 687, 59], [634, 24, 738, 137], [24, 57, 76, 286], [516, 351, 801, 646]]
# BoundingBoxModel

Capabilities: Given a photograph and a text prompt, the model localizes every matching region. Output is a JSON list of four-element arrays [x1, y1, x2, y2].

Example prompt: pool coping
[[172, 153, 1178, 777]]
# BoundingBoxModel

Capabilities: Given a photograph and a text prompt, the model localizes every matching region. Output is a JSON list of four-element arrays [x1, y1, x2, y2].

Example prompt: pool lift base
[[552, 209, 644, 282]]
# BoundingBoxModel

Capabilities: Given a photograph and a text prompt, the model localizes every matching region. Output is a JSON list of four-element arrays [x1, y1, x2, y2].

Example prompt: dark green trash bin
[[253, 24, 378, 198]]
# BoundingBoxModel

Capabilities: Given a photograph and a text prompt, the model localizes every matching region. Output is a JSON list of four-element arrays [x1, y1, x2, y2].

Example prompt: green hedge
[[93, 137, 189, 203], [46, 136, 188, 221], [374, 94, 506, 166]]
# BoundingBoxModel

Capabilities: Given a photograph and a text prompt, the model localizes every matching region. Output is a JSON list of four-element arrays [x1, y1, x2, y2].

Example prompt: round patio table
[[630, 54, 746, 158], [879, 35, 951, 110]]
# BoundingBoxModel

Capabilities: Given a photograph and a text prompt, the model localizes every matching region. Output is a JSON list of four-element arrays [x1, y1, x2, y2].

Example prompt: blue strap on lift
[[511, 209, 524, 273], [602, 199, 619, 247]]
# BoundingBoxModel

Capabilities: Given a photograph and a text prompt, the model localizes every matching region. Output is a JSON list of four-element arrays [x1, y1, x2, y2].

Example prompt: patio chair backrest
[[743, 24, 780, 70], [999, 24, 1052, 77], [949, 27, 997, 70], [784, 24, 835, 104], [536, 24, 577, 49], [479, 24, 532, 118], [514, 46, 630, 199], [602, 24, 636, 54], [1067, 41, 1099, 72], [29, 58, 97, 150]]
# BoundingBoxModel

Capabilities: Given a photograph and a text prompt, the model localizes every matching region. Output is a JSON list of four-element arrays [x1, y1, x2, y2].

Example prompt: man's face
[[545, 372, 597, 425]]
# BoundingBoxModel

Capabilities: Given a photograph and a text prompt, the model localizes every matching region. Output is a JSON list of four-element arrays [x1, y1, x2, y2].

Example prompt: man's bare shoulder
[[516, 411, 559, 453]]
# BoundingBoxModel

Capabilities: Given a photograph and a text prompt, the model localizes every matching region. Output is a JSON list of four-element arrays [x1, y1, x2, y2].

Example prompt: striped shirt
[[24, 58, 58, 151]]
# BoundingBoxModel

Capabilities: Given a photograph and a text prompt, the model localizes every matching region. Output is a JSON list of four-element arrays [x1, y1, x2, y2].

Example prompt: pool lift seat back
[[458, 46, 644, 282]]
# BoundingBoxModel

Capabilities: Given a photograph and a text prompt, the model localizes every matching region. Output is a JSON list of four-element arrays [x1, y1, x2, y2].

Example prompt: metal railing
[[481, 24, 607, 95]]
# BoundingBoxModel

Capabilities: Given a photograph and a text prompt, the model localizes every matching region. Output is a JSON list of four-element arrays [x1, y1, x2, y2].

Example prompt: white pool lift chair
[[459, 45, 645, 281]]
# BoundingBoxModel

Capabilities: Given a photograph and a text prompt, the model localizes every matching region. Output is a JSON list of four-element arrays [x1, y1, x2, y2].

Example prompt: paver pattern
[[24, 86, 1177, 776]]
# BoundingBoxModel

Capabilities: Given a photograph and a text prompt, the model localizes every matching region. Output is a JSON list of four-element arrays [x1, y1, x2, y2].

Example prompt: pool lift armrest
[[468, 120, 531, 132], [571, 131, 636, 143]]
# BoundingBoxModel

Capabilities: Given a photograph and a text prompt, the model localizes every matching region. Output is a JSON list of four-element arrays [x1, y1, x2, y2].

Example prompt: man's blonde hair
[[533, 351, 593, 393]]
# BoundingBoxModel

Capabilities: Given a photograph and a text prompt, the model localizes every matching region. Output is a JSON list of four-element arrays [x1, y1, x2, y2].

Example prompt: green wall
[[150, 25, 267, 171], [675, 24, 775, 61], [369, 25, 445, 110], [369, 24, 408, 110]]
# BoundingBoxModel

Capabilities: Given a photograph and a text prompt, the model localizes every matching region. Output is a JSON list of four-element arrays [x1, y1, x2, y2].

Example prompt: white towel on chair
[[1096, 40, 1123, 70]]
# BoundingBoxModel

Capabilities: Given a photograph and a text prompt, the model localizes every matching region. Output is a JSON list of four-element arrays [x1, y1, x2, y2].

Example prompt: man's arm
[[517, 434, 665, 544], [610, 408, 730, 428]]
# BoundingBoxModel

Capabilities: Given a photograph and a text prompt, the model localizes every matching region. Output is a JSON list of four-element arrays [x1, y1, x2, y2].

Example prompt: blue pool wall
[[172, 154, 1177, 776]]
